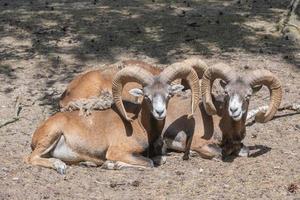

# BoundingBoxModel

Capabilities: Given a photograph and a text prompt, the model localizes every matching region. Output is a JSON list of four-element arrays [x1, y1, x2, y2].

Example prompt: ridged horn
[[112, 67, 153, 122], [183, 57, 208, 79], [160, 63, 200, 118], [246, 70, 282, 123], [201, 63, 235, 115]]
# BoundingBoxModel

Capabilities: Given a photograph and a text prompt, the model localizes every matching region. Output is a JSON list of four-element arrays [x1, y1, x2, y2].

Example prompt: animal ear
[[252, 85, 263, 94], [169, 84, 184, 95], [219, 80, 228, 88], [129, 88, 144, 97]]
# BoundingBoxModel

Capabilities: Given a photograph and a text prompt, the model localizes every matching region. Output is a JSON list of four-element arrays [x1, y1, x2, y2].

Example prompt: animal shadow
[[248, 145, 271, 158], [222, 144, 271, 162]]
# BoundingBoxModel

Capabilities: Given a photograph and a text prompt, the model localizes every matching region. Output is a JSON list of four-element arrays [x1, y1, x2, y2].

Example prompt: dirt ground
[[0, 0, 300, 199]]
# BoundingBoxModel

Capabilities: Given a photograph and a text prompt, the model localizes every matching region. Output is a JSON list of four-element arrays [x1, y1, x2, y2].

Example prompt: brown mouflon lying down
[[25, 64, 200, 174], [164, 63, 282, 159]]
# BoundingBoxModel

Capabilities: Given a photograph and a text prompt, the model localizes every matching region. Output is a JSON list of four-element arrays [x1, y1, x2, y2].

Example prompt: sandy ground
[[0, 0, 300, 199]]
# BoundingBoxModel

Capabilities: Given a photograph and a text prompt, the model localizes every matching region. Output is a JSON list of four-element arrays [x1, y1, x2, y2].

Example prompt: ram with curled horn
[[25, 64, 200, 174], [163, 63, 282, 159]]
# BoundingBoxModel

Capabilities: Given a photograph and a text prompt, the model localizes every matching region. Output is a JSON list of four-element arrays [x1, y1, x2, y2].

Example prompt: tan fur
[[26, 101, 162, 173], [163, 94, 222, 159], [59, 60, 162, 109]]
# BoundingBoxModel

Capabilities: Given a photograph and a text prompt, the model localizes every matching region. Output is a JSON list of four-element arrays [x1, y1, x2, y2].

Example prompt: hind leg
[[26, 137, 67, 174], [102, 147, 153, 170], [25, 117, 69, 174], [192, 143, 222, 159], [77, 154, 104, 167]]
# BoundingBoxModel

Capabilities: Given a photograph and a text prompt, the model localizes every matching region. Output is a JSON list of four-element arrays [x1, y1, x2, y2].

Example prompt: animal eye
[[245, 94, 251, 99], [224, 90, 229, 96]]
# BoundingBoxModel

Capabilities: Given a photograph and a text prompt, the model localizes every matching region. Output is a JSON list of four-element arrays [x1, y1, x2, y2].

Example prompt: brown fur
[[26, 100, 165, 173], [59, 60, 162, 109], [163, 94, 223, 160]]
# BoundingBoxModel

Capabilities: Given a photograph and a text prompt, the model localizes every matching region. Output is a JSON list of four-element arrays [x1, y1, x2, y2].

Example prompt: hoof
[[101, 160, 116, 170], [152, 156, 166, 166], [238, 145, 250, 157], [79, 161, 98, 167], [51, 159, 67, 174], [189, 150, 199, 157], [182, 154, 189, 160]]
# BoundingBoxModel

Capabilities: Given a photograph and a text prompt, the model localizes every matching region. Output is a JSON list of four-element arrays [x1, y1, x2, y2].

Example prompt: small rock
[[178, 10, 185, 17], [62, 26, 67, 32], [251, 134, 257, 138], [12, 177, 19, 181], [175, 171, 184, 176], [295, 124, 300, 130], [287, 183, 298, 193], [187, 21, 198, 27], [2, 167, 9, 172], [131, 180, 140, 187], [110, 183, 117, 188], [244, 65, 250, 70]]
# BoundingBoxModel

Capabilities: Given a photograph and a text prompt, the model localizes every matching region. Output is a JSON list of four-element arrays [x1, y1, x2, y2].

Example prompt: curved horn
[[246, 70, 282, 123], [112, 67, 154, 122], [201, 63, 235, 115], [160, 63, 200, 119], [183, 57, 208, 78]]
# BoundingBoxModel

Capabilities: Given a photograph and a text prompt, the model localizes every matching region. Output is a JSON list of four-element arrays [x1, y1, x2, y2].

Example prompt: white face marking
[[152, 95, 166, 120], [228, 94, 244, 121]]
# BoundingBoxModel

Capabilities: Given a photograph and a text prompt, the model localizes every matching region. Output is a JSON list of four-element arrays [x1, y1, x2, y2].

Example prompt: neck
[[139, 101, 165, 144], [219, 110, 246, 145]]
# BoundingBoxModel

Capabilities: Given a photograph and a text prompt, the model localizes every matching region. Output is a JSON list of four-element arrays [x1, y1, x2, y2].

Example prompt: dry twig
[[0, 96, 22, 128]]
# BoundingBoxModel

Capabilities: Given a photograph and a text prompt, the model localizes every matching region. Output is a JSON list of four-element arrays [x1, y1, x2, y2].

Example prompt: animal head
[[112, 63, 201, 121], [129, 78, 184, 120], [220, 77, 262, 121], [201, 63, 282, 123]]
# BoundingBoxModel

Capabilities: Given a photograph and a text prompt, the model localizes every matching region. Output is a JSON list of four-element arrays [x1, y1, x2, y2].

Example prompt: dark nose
[[230, 107, 238, 113], [156, 109, 164, 116]]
